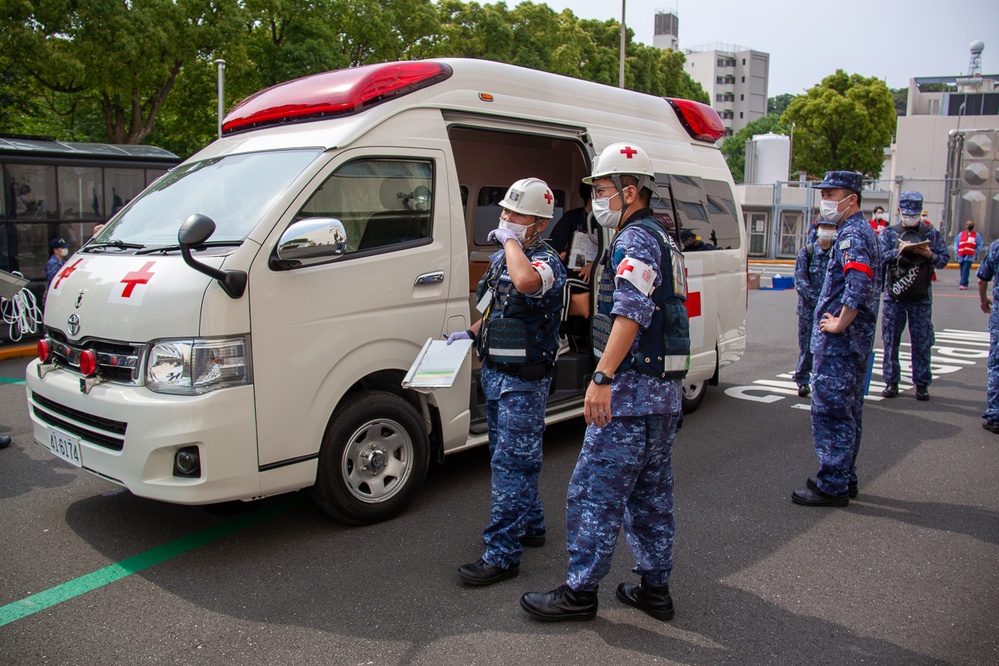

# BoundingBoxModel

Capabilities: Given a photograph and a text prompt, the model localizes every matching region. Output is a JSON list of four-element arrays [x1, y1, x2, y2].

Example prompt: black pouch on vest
[[484, 317, 528, 364]]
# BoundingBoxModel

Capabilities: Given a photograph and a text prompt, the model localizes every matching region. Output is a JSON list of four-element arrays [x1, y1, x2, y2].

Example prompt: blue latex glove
[[446, 330, 471, 345], [487, 227, 522, 249]]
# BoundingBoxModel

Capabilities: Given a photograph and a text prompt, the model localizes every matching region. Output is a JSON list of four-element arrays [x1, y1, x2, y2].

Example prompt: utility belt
[[485, 359, 553, 381]]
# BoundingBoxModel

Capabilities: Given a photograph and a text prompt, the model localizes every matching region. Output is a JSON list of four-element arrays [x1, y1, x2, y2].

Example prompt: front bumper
[[26, 359, 262, 504]]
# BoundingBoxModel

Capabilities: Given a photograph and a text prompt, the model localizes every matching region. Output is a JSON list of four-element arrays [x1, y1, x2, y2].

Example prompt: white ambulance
[[26, 59, 746, 524]]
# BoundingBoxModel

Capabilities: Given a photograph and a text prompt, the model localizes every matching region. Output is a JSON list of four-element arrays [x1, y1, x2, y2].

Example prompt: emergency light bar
[[222, 61, 454, 135], [665, 98, 726, 143]]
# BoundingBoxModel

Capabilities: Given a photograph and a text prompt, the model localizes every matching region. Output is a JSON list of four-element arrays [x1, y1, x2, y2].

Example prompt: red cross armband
[[615, 256, 658, 296], [531, 259, 555, 293]]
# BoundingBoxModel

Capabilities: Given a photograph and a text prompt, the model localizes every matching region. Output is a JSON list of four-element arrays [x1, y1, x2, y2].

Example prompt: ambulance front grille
[[31, 392, 127, 451], [47, 329, 143, 384]]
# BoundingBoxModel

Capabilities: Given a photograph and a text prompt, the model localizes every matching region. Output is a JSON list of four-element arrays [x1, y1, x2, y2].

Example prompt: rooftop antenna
[[968, 40, 984, 77]]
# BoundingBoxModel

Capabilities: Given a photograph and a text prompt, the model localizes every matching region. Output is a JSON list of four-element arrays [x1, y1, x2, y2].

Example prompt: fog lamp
[[174, 446, 201, 478]]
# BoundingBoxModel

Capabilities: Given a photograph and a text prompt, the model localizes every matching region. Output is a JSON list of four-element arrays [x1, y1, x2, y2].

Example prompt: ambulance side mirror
[[178, 214, 247, 299]]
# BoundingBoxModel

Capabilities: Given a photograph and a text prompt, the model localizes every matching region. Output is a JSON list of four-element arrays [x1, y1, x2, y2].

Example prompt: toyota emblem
[[67, 314, 81, 337]]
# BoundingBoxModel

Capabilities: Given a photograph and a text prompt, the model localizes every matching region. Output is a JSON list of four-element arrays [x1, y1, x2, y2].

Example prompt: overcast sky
[[539, 0, 999, 96]]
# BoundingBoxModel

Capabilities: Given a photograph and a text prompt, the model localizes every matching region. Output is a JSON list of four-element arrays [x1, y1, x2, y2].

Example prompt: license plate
[[46, 427, 82, 468]]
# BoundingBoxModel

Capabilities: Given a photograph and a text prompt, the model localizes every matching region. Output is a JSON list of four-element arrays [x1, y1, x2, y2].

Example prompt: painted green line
[[0, 377, 25, 384], [0, 493, 305, 626]]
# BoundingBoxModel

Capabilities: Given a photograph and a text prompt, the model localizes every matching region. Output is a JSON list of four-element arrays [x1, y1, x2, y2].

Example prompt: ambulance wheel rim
[[340, 417, 415, 503]]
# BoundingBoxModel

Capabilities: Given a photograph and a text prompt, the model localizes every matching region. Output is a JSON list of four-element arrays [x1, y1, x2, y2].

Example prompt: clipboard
[[0, 269, 30, 300], [401, 337, 473, 391]]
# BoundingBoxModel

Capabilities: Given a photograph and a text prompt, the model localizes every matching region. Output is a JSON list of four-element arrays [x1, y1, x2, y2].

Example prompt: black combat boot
[[520, 584, 598, 621], [616, 577, 675, 621], [882, 383, 899, 398]]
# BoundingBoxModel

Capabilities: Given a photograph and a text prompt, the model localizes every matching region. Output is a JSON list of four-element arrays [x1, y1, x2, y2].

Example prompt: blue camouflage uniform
[[793, 239, 831, 388], [879, 194, 950, 388], [809, 202, 881, 498], [477, 240, 565, 570], [975, 239, 999, 424], [566, 208, 687, 591]]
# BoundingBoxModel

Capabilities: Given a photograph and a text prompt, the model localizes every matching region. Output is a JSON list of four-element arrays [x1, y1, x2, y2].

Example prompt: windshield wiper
[[84, 240, 146, 251], [135, 240, 244, 255]]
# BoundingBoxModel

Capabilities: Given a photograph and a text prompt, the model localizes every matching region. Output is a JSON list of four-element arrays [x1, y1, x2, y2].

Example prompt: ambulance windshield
[[100, 149, 322, 246]]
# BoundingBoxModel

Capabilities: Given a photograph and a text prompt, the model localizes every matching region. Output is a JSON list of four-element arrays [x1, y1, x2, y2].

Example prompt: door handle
[[414, 271, 445, 285]]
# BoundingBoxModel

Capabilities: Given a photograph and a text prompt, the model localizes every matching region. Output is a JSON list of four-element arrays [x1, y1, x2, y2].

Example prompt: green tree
[[721, 114, 786, 183], [768, 93, 795, 116], [0, 0, 244, 144], [780, 70, 895, 178]]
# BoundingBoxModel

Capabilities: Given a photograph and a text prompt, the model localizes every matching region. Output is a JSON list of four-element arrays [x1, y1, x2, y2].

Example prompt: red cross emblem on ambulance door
[[120, 261, 156, 297], [620, 146, 638, 158], [684, 267, 701, 318]]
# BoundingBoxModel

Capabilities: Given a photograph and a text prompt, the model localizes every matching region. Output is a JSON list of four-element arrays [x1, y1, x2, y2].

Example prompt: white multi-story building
[[682, 44, 769, 139], [652, 10, 679, 52]]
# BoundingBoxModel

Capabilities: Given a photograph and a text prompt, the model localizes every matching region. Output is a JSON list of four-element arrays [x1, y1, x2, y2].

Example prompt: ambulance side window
[[667, 175, 741, 251], [295, 158, 434, 255]]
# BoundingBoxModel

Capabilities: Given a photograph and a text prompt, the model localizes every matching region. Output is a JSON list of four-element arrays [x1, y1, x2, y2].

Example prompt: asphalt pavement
[[0, 267, 996, 665]]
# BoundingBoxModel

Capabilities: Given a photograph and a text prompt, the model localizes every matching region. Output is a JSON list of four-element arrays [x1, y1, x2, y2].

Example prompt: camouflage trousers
[[985, 330, 999, 422], [810, 352, 867, 496], [793, 311, 815, 386], [566, 409, 680, 591], [480, 363, 551, 570], [881, 299, 935, 386]]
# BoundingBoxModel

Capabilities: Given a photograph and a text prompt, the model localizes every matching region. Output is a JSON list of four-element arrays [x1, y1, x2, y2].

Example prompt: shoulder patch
[[839, 239, 852, 250]]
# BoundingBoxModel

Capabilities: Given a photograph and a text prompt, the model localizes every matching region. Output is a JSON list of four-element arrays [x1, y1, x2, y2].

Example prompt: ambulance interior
[[448, 126, 598, 428]]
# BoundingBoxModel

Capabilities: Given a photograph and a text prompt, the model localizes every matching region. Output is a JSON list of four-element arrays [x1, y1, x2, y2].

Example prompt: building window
[[740, 94, 745, 101], [741, 76, 745, 83], [740, 112, 744, 119], [742, 58, 746, 65]]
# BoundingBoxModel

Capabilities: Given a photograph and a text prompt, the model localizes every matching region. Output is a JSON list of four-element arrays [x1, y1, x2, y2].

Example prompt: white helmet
[[499, 177, 555, 219], [583, 143, 655, 187]]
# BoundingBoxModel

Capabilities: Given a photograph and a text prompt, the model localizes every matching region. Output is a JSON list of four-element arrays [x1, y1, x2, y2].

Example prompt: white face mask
[[817, 228, 837, 243], [875, 212, 885, 221], [900, 214, 920, 228], [498, 219, 532, 242], [819, 194, 853, 225], [592, 192, 622, 229]]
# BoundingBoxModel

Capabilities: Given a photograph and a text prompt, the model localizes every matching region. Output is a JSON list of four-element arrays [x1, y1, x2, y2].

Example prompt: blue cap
[[49, 238, 68, 250], [898, 190, 923, 216], [815, 171, 863, 194]]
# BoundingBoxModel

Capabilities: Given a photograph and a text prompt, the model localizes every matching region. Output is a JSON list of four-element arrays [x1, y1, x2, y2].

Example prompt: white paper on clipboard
[[402, 337, 473, 390], [567, 231, 598, 269]]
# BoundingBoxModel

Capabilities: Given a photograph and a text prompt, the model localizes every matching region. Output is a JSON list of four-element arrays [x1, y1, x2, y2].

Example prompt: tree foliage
[[0, 0, 709, 157], [780, 70, 896, 179]]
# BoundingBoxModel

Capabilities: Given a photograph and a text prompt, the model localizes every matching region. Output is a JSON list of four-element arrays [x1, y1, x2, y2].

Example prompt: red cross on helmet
[[583, 142, 655, 184], [499, 177, 555, 218]]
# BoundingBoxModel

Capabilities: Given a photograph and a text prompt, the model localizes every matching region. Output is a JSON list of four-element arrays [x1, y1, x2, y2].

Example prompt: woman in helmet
[[448, 177, 566, 586]]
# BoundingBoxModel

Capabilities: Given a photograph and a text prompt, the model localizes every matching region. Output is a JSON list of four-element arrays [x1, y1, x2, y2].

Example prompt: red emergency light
[[79, 349, 98, 377], [222, 61, 453, 135], [665, 98, 726, 143], [37, 339, 50, 363]]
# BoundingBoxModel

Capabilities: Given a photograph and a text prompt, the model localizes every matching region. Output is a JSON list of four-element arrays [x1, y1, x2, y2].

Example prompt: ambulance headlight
[[145, 336, 252, 395]]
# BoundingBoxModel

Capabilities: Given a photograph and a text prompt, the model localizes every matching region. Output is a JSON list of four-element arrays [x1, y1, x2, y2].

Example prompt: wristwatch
[[592, 371, 614, 385]]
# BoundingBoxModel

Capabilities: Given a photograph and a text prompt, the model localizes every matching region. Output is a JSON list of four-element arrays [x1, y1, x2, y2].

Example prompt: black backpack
[[885, 224, 932, 301]]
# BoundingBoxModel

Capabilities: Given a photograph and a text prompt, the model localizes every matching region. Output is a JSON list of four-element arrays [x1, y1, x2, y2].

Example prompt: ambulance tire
[[681, 380, 706, 414], [311, 390, 429, 525]]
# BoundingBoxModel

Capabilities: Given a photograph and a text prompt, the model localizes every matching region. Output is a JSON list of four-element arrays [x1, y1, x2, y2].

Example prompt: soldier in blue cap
[[879, 191, 949, 400], [975, 238, 999, 432], [792, 218, 836, 396], [792, 171, 880, 507], [521, 143, 688, 621], [451, 177, 566, 586]]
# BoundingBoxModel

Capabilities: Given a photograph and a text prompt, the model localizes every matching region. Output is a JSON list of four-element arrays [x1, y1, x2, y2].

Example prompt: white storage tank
[[745, 133, 791, 185]]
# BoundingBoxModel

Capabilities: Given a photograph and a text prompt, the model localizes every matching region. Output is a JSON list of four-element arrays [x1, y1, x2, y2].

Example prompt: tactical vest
[[592, 218, 690, 380], [958, 231, 978, 258], [475, 241, 562, 366]]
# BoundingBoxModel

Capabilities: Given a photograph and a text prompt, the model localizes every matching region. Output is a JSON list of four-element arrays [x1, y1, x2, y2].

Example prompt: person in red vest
[[954, 220, 983, 290], [869, 206, 888, 233]]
